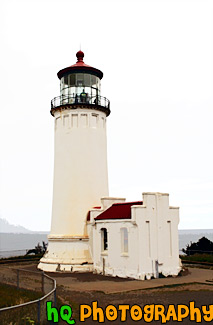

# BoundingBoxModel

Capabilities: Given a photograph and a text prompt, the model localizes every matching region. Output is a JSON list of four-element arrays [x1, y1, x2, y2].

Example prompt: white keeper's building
[[38, 51, 181, 279]]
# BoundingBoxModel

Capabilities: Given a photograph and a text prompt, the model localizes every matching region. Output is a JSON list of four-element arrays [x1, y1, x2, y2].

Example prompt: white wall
[[39, 107, 109, 271], [51, 108, 109, 237], [91, 192, 181, 280], [92, 220, 140, 278]]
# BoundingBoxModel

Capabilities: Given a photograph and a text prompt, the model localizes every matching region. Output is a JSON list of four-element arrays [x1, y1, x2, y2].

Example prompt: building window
[[167, 221, 172, 256], [146, 221, 151, 257], [101, 228, 108, 251], [121, 227, 128, 254]]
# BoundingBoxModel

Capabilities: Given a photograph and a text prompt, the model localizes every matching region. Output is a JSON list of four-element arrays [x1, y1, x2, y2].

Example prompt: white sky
[[0, 0, 212, 231]]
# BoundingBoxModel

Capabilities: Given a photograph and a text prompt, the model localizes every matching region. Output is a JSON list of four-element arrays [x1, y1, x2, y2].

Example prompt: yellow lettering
[[154, 304, 166, 323], [80, 305, 92, 322], [130, 305, 142, 321], [105, 305, 117, 321], [190, 301, 201, 322], [118, 305, 129, 322], [177, 305, 189, 321], [92, 301, 104, 323], [144, 304, 154, 322], [165, 305, 177, 322], [202, 305, 213, 322]]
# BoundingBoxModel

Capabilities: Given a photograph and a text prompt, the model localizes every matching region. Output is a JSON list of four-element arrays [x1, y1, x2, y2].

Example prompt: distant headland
[[0, 217, 47, 234]]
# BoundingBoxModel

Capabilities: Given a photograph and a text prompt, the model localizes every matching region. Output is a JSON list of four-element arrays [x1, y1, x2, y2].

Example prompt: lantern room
[[51, 51, 110, 116], [60, 72, 101, 99]]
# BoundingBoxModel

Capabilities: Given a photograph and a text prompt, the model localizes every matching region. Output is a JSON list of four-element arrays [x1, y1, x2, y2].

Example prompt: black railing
[[0, 266, 56, 324], [51, 94, 110, 110]]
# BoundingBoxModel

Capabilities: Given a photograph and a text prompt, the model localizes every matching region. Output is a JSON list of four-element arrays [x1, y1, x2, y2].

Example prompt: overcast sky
[[0, 0, 212, 231]]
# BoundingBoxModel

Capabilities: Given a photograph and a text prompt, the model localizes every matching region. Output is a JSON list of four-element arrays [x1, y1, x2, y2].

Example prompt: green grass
[[0, 253, 43, 261], [180, 253, 213, 264], [0, 283, 42, 308], [0, 283, 40, 324]]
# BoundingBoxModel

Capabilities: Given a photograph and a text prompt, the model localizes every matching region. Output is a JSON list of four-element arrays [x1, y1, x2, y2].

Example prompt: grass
[[0, 253, 43, 262], [180, 253, 213, 264], [0, 283, 43, 324], [0, 283, 60, 324], [0, 283, 42, 308]]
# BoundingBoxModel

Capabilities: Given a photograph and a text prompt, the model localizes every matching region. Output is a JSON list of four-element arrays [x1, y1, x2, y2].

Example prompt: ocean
[[0, 233, 48, 258], [178, 229, 213, 253], [0, 230, 213, 258]]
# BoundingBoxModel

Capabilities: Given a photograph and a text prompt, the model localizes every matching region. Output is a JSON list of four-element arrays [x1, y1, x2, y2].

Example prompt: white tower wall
[[51, 108, 109, 236], [38, 108, 109, 272]]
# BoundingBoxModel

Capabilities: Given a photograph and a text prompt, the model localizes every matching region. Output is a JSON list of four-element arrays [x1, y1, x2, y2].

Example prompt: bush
[[182, 237, 213, 256], [26, 241, 47, 255]]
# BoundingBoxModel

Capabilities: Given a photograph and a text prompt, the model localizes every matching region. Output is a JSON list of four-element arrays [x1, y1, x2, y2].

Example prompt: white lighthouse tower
[[39, 51, 110, 272]]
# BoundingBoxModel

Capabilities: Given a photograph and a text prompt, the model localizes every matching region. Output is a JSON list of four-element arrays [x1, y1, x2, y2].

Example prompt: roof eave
[[57, 66, 103, 80]]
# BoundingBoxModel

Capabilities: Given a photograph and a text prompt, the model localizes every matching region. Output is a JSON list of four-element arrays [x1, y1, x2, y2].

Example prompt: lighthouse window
[[101, 228, 108, 251], [77, 74, 83, 84], [91, 75, 96, 87], [60, 73, 101, 100], [64, 75, 68, 85], [77, 81, 83, 87], [84, 74, 90, 86], [70, 74, 75, 86], [61, 78, 64, 89]]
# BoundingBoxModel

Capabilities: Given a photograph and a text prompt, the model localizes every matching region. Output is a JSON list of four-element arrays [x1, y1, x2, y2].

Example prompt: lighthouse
[[39, 51, 110, 272], [39, 51, 181, 279]]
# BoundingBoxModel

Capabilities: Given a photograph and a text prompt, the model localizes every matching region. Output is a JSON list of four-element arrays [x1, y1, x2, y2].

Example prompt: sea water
[[178, 229, 213, 253], [0, 230, 213, 258], [0, 233, 48, 258]]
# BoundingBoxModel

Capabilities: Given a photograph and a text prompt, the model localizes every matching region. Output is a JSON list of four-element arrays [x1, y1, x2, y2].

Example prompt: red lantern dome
[[57, 50, 103, 80]]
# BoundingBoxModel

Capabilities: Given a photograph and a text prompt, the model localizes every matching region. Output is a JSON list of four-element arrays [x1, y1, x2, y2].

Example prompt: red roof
[[87, 206, 101, 222], [57, 51, 103, 80], [95, 201, 143, 221]]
